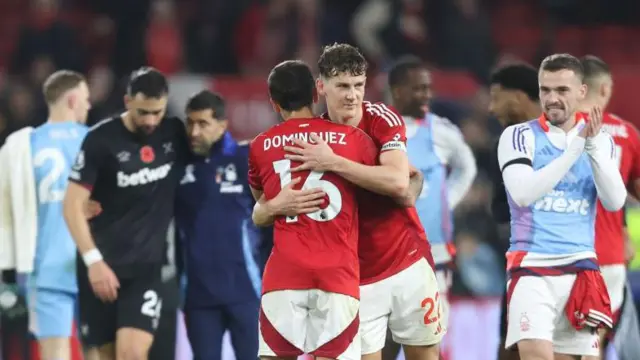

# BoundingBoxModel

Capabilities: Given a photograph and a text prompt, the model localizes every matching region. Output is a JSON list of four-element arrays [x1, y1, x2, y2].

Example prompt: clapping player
[[498, 54, 626, 360]]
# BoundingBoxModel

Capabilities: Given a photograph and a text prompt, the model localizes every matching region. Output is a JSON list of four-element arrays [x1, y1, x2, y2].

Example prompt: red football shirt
[[356, 101, 434, 284], [595, 113, 640, 265], [248, 117, 377, 299]]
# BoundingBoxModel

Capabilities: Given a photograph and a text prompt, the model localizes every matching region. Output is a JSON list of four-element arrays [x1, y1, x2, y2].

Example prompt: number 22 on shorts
[[273, 159, 342, 223], [421, 292, 441, 325]]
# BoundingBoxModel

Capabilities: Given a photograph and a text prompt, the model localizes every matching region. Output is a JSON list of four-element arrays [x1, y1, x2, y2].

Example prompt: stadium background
[[1, 0, 640, 359]]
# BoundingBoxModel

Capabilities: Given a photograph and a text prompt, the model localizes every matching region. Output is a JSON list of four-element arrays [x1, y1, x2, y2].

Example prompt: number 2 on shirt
[[34, 147, 67, 204], [272, 159, 342, 223]]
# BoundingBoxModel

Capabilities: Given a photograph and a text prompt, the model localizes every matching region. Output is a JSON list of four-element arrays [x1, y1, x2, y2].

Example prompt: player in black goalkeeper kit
[[63, 67, 189, 360]]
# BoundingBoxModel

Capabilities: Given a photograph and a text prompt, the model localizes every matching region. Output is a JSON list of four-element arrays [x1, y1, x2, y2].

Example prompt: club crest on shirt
[[217, 163, 243, 193], [117, 151, 130, 163], [520, 313, 530, 332], [180, 164, 196, 185]]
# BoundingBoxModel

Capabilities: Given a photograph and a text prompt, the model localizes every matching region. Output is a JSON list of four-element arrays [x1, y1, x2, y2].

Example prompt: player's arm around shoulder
[[331, 104, 410, 199], [587, 130, 627, 211]]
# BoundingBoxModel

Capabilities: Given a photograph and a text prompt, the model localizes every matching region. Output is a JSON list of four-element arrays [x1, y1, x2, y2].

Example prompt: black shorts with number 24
[[76, 260, 165, 347]]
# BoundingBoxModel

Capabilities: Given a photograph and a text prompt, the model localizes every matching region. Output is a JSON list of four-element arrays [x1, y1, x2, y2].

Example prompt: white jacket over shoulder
[[0, 127, 38, 272]]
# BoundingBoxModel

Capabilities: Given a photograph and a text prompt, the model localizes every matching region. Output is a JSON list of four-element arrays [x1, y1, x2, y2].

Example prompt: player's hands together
[[578, 106, 603, 139], [88, 261, 120, 302], [284, 133, 338, 172], [269, 177, 325, 217]]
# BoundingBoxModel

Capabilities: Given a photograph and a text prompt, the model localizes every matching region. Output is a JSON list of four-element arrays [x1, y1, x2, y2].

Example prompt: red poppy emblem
[[140, 146, 155, 163]]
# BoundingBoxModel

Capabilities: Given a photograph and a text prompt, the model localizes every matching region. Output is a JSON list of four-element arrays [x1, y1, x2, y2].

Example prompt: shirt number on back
[[272, 159, 342, 223], [33, 148, 66, 204]]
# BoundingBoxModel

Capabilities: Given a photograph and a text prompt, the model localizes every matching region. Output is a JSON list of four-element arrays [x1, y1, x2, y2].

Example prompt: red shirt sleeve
[[247, 138, 263, 190], [626, 123, 640, 181], [363, 102, 407, 153]]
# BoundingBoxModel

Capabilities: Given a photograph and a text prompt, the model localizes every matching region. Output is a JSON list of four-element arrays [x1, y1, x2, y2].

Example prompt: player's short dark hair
[[186, 90, 225, 119], [127, 67, 168, 98], [539, 53, 584, 81], [267, 60, 315, 112], [388, 55, 426, 89], [318, 43, 368, 79], [490, 63, 539, 101], [42, 70, 86, 105], [580, 55, 611, 81]]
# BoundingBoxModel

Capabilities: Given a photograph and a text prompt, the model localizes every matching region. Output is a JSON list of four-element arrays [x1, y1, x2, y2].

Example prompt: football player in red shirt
[[579, 55, 640, 358], [248, 60, 378, 360], [255, 44, 443, 360]]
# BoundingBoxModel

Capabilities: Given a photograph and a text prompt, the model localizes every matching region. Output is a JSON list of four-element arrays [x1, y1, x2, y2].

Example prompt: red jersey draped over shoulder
[[357, 101, 433, 284], [248, 117, 377, 299], [595, 112, 640, 265]]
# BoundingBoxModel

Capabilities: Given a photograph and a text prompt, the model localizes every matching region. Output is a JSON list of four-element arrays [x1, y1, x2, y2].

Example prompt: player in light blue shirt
[[382, 57, 477, 360], [28, 70, 90, 360], [498, 55, 626, 360]]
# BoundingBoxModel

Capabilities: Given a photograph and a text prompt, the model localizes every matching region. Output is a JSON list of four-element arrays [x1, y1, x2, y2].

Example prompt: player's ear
[[316, 78, 325, 97], [391, 86, 401, 102], [579, 83, 587, 100], [123, 95, 131, 109], [514, 91, 527, 104], [67, 93, 77, 110], [219, 119, 229, 131], [269, 99, 281, 114], [599, 82, 608, 98]]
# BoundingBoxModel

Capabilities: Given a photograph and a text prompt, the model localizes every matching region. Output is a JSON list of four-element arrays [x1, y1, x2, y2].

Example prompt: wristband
[[82, 249, 103, 267]]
